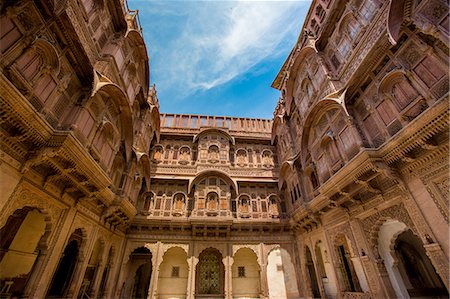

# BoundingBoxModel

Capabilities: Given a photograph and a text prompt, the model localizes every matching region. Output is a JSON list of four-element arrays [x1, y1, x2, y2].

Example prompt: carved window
[[171, 266, 180, 277], [208, 145, 220, 160], [16, 49, 42, 81], [337, 40, 351, 58], [360, 0, 377, 21], [236, 149, 247, 166], [414, 56, 446, 88], [206, 192, 219, 211], [153, 146, 164, 162], [238, 266, 245, 277], [0, 15, 22, 53], [262, 150, 273, 167], [173, 194, 185, 211], [179, 147, 191, 163], [261, 201, 267, 212], [251, 201, 257, 212], [239, 196, 250, 214], [392, 79, 418, 110]]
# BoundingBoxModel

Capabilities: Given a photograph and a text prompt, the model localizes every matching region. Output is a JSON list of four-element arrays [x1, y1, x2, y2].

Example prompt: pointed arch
[[125, 29, 150, 91], [300, 90, 348, 165], [193, 128, 235, 145], [91, 76, 134, 163], [189, 170, 238, 195]]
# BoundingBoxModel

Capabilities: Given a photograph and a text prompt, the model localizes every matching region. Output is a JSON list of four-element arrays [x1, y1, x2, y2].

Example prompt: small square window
[[171, 266, 180, 277], [238, 266, 245, 277], [277, 264, 284, 272]]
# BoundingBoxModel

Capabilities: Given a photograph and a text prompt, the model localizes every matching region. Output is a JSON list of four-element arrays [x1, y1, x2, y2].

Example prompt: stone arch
[[125, 29, 149, 89], [91, 75, 134, 162], [120, 246, 153, 299], [47, 227, 87, 298], [305, 245, 321, 298], [387, 0, 409, 44], [377, 219, 448, 298], [196, 247, 225, 296], [300, 94, 348, 166], [333, 232, 363, 292], [365, 205, 418, 252], [31, 38, 60, 76], [271, 115, 285, 144], [193, 128, 235, 145], [0, 188, 60, 243], [79, 237, 105, 297], [285, 45, 318, 105], [278, 160, 295, 190], [149, 105, 161, 142], [232, 247, 261, 297], [0, 207, 51, 295], [157, 246, 189, 297], [136, 152, 151, 188], [189, 170, 238, 195], [266, 246, 300, 298]]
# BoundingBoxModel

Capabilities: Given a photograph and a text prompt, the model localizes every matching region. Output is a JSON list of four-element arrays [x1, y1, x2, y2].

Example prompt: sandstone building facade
[[0, 0, 448, 298]]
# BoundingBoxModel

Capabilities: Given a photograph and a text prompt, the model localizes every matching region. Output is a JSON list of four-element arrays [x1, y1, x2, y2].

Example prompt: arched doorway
[[196, 248, 224, 298], [122, 247, 152, 299], [157, 247, 188, 297], [97, 246, 113, 298], [378, 220, 448, 298], [79, 239, 104, 298], [47, 228, 83, 298], [267, 248, 300, 299], [232, 248, 260, 298], [0, 208, 47, 297], [334, 234, 361, 293], [305, 246, 320, 298], [395, 230, 447, 297]]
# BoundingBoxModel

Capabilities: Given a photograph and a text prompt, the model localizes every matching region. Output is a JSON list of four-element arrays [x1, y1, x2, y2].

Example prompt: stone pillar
[[22, 248, 48, 298], [424, 243, 449, 290], [374, 258, 397, 298], [259, 254, 268, 299], [222, 256, 233, 299], [148, 242, 163, 299], [90, 261, 105, 299], [348, 219, 386, 298], [66, 255, 86, 298], [30, 207, 77, 299], [186, 256, 199, 299]]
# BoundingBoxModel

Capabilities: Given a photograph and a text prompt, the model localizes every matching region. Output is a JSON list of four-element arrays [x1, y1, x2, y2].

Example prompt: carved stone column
[[66, 255, 86, 298], [89, 261, 105, 299], [374, 258, 397, 298], [259, 257, 268, 299], [349, 219, 385, 298], [424, 243, 449, 290], [186, 256, 199, 299], [30, 207, 77, 299], [22, 248, 48, 298], [147, 242, 163, 299], [222, 256, 233, 299]]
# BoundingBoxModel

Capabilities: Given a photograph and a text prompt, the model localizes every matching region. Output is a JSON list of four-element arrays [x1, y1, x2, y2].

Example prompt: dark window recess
[[390, 34, 408, 54], [238, 266, 245, 277], [171, 266, 180, 277], [372, 56, 390, 76]]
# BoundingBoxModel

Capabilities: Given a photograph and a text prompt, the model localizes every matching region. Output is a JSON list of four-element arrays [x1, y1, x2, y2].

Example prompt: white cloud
[[141, 0, 310, 99]]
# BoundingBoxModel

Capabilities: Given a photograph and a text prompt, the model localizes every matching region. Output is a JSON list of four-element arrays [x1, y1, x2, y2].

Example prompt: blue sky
[[128, 0, 311, 119]]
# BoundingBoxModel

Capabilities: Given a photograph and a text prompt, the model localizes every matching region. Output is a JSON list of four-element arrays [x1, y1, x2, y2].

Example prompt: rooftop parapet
[[160, 113, 273, 136]]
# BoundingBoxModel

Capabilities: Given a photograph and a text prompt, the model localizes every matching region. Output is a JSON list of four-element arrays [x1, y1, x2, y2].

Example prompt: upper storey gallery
[[1, 0, 161, 228], [271, 0, 448, 199], [153, 113, 276, 170]]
